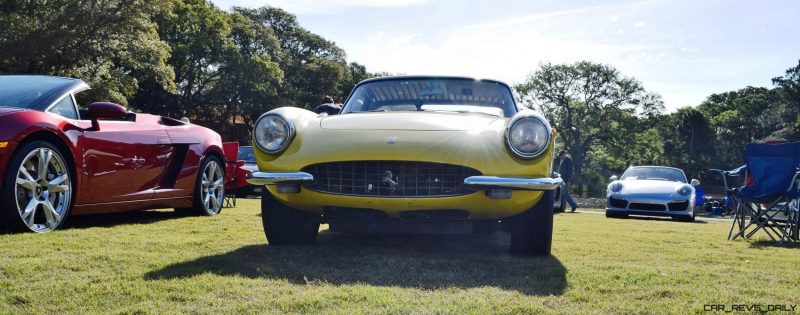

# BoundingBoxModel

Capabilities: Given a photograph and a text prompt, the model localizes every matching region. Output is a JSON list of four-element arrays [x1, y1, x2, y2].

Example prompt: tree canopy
[[0, 0, 175, 104], [516, 61, 664, 189], [518, 60, 799, 195]]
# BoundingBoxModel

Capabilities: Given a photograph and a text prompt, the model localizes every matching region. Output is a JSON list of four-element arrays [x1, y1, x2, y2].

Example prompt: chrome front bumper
[[247, 172, 562, 191], [463, 176, 562, 191], [246, 171, 314, 185]]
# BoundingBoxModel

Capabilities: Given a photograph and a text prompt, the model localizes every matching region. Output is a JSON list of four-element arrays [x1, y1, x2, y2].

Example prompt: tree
[[515, 61, 664, 186], [0, 0, 174, 105], [135, 0, 235, 116], [207, 11, 283, 139], [772, 60, 800, 140], [697, 87, 783, 168], [657, 107, 716, 181], [236, 6, 349, 108]]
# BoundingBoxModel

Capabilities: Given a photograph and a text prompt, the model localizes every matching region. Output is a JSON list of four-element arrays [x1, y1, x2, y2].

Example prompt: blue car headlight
[[677, 185, 692, 196], [609, 182, 623, 193]]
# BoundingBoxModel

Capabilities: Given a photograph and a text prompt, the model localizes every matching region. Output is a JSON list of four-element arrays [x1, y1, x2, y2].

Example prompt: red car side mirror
[[87, 102, 128, 131]]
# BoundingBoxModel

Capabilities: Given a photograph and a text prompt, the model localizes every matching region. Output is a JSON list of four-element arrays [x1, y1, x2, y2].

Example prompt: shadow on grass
[[748, 239, 800, 249], [144, 231, 567, 296], [61, 210, 188, 230], [610, 215, 708, 224]]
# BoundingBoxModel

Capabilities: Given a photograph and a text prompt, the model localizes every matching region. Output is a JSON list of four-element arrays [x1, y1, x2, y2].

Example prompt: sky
[[209, 0, 800, 111]]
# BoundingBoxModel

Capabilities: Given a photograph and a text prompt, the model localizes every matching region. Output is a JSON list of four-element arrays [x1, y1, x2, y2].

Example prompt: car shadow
[[61, 210, 188, 230], [748, 239, 800, 249], [144, 231, 567, 296], [610, 215, 708, 224]]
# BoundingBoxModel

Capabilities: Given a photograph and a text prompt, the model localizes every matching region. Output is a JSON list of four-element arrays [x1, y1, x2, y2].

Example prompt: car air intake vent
[[668, 201, 690, 211], [629, 203, 666, 211], [302, 161, 481, 197], [608, 196, 628, 208]]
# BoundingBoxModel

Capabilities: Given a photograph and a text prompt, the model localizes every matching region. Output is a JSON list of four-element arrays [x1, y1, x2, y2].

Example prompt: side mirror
[[691, 179, 700, 186], [88, 102, 128, 131], [609, 175, 618, 181]]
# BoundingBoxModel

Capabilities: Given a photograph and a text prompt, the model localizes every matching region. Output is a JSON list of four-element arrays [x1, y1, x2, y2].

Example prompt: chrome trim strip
[[246, 171, 314, 185], [463, 176, 562, 191]]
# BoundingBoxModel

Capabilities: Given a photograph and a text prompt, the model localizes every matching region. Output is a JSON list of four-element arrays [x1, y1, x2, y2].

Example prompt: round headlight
[[253, 113, 294, 153], [677, 185, 692, 196], [609, 182, 623, 193], [506, 115, 550, 158]]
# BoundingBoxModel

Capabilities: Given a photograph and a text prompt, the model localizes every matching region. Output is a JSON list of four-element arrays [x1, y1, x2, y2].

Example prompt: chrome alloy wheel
[[14, 148, 72, 232], [201, 160, 224, 214]]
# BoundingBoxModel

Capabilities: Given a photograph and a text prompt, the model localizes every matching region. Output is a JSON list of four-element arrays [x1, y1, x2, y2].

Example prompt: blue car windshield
[[0, 76, 72, 108], [341, 78, 518, 117], [621, 167, 687, 183]]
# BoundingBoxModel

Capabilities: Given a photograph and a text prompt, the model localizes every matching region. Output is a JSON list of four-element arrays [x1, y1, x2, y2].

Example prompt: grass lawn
[[1, 199, 798, 314]]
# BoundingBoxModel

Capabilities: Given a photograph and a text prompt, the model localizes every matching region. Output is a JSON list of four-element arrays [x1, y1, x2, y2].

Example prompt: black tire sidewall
[[189, 155, 225, 216], [0, 140, 73, 232], [261, 189, 320, 245], [510, 190, 555, 256]]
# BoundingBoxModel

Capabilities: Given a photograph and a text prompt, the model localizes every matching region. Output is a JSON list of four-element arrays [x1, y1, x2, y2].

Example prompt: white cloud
[[342, 0, 746, 111], [348, 1, 662, 83]]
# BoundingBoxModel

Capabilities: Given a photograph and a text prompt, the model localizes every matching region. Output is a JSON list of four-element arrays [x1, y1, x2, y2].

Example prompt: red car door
[[75, 120, 172, 205]]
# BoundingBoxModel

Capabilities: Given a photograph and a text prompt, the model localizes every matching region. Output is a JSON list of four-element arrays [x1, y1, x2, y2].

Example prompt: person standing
[[557, 150, 578, 212], [313, 96, 342, 115]]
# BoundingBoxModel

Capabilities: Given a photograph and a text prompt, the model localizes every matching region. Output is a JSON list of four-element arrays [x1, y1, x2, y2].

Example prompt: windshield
[[341, 78, 517, 117], [621, 167, 687, 183], [0, 76, 72, 108], [238, 146, 256, 163]]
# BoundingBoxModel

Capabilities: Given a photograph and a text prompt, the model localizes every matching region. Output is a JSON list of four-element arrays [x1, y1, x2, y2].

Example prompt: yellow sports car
[[247, 76, 561, 255]]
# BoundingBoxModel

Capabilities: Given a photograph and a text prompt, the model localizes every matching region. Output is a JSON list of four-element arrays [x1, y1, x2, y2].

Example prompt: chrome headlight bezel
[[253, 112, 295, 154], [505, 112, 552, 159]]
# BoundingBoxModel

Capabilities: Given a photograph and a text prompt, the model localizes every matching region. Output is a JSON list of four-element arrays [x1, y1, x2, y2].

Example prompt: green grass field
[[1, 199, 798, 314]]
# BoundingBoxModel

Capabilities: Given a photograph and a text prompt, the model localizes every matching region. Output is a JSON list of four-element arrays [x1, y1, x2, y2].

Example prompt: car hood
[[617, 179, 686, 194], [0, 106, 25, 117], [320, 112, 504, 131], [254, 107, 555, 178]]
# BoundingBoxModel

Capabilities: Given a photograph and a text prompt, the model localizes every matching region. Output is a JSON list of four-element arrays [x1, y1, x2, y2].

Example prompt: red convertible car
[[0, 75, 226, 232]]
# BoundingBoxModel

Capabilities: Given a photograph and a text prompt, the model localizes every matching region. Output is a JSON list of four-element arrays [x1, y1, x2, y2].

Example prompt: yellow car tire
[[510, 189, 554, 256], [261, 189, 320, 245]]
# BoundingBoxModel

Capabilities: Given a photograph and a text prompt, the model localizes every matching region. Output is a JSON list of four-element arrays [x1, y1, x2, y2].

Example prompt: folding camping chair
[[710, 142, 800, 244], [222, 142, 243, 208]]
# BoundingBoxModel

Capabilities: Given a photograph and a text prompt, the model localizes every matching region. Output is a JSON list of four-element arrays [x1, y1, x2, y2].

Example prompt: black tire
[[510, 190, 555, 256], [673, 213, 696, 222], [605, 210, 628, 219], [261, 189, 320, 245], [175, 155, 225, 216], [1, 140, 74, 232]]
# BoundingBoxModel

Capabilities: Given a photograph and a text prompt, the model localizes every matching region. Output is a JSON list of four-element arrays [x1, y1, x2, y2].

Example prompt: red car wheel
[[1, 140, 73, 232]]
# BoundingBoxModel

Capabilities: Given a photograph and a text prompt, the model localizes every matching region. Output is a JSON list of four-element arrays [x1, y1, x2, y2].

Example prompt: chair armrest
[[710, 165, 747, 191], [729, 165, 747, 176], [710, 165, 746, 176]]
